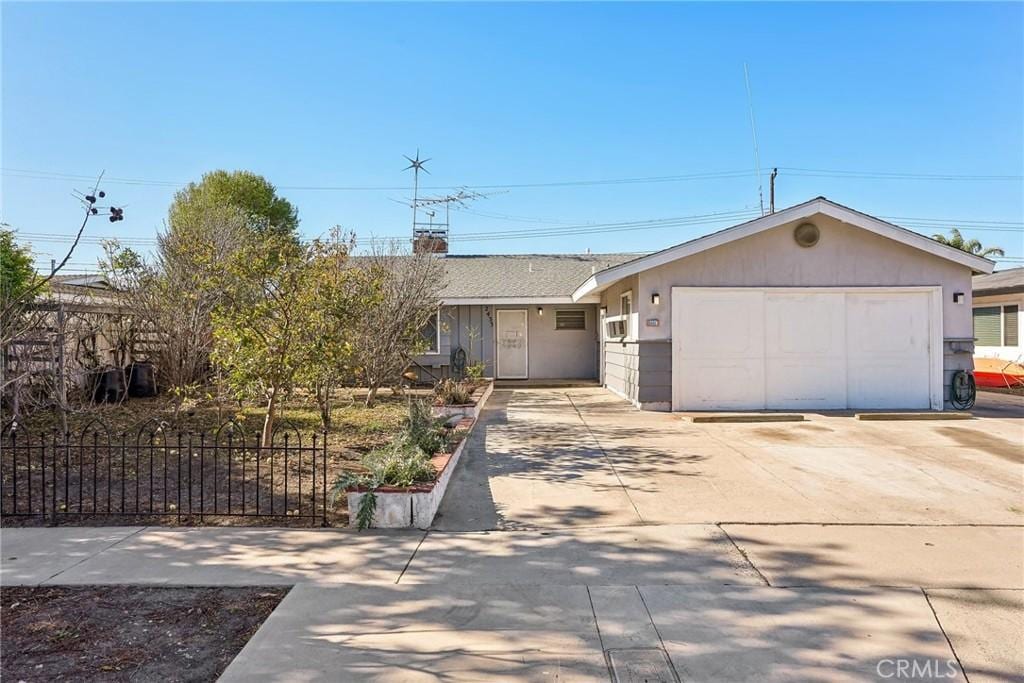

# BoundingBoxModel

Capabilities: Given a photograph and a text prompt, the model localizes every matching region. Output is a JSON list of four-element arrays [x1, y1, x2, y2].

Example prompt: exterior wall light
[[599, 306, 607, 316], [651, 293, 661, 305], [953, 292, 965, 304], [537, 307, 544, 316]]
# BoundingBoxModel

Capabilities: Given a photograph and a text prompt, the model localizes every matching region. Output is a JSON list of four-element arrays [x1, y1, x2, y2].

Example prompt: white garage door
[[671, 287, 940, 411]]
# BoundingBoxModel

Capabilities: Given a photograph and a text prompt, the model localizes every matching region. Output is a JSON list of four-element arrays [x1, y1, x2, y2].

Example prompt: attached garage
[[671, 287, 942, 410], [572, 197, 995, 412]]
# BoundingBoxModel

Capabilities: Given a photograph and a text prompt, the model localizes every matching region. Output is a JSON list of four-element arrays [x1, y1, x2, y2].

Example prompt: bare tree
[[349, 240, 444, 407], [102, 206, 247, 420]]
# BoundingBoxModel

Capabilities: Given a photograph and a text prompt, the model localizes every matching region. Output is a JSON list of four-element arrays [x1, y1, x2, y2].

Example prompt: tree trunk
[[316, 381, 332, 429], [262, 385, 279, 448], [364, 383, 378, 408]]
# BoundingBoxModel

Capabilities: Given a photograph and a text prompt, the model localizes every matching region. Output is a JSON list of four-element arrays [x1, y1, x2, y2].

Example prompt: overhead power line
[[4, 165, 1022, 193]]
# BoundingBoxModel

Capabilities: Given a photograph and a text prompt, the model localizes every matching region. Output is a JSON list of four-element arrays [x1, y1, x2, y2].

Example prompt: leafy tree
[[294, 228, 364, 428], [0, 229, 36, 304], [932, 228, 1005, 258], [169, 170, 299, 241], [212, 232, 327, 446]]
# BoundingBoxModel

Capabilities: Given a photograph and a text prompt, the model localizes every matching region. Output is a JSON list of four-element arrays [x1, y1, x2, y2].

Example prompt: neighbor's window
[[419, 310, 440, 353], [555, 309, 586, 330], [973, 305, 1018, 347], [620, 290, 633, 338]]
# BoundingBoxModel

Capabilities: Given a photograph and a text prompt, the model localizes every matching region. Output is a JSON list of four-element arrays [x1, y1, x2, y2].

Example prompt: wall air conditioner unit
[[605, 318, 627, 339]]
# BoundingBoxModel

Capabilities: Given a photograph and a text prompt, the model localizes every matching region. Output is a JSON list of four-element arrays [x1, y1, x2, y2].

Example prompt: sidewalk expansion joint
[[40, 525, 149, 585], [921, 587, 971, 683], [395, 530, 429, 584], [717, 523, 771, 586]]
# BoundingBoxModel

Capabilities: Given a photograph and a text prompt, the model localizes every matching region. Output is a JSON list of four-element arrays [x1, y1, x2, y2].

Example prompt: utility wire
[[4, 165, 1022, 192]]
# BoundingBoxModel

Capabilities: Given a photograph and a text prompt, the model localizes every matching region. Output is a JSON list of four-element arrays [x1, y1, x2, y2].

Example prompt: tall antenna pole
[[403, 150, 430, 234], [743, 63, 765, 216]]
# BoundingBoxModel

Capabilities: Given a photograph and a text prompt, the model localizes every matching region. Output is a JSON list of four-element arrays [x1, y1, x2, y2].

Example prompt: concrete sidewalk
[[3, 524, 1022, 681], [218, 582, 970, 682]]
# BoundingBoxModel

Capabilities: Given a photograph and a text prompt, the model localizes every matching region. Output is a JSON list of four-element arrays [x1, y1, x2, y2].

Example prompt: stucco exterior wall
[[416, 303, 599, 380], [597, 213, 978, 410], [635, 215, 974, 341]]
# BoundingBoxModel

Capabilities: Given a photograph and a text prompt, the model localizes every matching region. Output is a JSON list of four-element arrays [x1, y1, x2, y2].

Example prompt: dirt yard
[[0, 585, 286, 682]]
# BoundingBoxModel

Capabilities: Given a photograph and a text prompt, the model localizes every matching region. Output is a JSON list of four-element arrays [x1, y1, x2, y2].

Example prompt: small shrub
[[406, 398, 449, 456], [466, 362, 486, 381], [434, 378, 474, 406]]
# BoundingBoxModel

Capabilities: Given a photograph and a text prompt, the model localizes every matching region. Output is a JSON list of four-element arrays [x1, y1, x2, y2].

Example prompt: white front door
[[672, 287, 940, 411], [496, 309, 529, 379]]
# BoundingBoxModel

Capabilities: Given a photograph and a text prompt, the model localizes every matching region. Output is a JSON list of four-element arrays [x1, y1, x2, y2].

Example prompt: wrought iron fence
[[0, 420, 329, 526]]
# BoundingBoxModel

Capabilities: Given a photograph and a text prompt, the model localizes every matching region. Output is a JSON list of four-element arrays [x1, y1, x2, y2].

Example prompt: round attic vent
[[794, 222, 820, 248]]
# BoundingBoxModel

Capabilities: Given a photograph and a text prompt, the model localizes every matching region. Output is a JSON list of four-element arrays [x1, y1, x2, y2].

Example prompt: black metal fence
[[0, 420, 329, 526]]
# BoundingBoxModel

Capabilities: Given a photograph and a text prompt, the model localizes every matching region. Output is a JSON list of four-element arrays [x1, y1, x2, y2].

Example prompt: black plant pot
[[90, 367, 126, 403], [126, 361, 157, 398]]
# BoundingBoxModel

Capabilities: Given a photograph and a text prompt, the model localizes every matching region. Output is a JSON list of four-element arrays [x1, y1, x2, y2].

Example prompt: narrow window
[[1004, 305, 1019, 346], [620, 290, 633, 338], [555, 309, 586, 330], [419, 310, 440, 353], [973, 306, 1001, 346]]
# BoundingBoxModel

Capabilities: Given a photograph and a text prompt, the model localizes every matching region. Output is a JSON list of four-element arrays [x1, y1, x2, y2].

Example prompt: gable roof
[[440, 253, 639, 303], [571, 197, 996, 301], [973, 267, 1024, 296]]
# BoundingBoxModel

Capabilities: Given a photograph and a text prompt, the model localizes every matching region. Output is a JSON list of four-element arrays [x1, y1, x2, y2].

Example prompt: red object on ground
[[974, 357, 1024, 389]]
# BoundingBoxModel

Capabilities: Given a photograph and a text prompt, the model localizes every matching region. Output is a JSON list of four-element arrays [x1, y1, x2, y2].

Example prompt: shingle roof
[[440, 253, 640, 299], [973, 267, 1024, 296]]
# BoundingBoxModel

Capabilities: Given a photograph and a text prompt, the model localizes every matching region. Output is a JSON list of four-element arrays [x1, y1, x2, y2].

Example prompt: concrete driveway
[[423, 387, 1023, 681], [434, 388, 1023, 530]]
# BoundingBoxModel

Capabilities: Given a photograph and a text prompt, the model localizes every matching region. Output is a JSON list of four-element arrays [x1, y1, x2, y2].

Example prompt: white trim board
[[442, 296, 600, 305], [571, 197, 994, 301]]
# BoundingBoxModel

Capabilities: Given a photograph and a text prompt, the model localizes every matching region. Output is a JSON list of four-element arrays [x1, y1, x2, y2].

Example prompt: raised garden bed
[[431, 380, 494, 420], [348, 383, 493, 529]]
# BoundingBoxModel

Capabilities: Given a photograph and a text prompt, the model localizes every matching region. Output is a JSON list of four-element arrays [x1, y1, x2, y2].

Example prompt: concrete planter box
[[431, 380, 494, 420], [347, 382, 492, 529]]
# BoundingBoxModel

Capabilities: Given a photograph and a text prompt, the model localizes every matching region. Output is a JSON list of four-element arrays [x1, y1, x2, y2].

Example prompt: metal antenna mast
[[403, 151, 495, 254], [403, 150, 431, 233], [743, 63, 765, 216]]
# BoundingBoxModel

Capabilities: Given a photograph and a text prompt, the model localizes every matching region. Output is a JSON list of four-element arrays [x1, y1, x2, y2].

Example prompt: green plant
[[406, 398, 449, 456], [434, 378, 474, 406], [330, 400, 446, 530], [466, 361, 486, 381]]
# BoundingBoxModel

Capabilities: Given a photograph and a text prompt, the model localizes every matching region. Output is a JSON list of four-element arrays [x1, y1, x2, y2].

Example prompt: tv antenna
[[402, 151, 496, 253], [743, 63, 765, 216]]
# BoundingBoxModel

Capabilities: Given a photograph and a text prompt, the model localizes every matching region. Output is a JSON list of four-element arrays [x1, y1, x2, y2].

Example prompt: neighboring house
[[971, 267, 1022, 387], [4, 274, 151, 399], [417, 196, 995, 411]]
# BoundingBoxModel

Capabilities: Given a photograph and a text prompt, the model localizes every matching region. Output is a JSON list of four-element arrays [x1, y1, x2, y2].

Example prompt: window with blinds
[[555, 309, 586, 330], [1005, 305, 1018, 346], [974, 307, 1001, 346]]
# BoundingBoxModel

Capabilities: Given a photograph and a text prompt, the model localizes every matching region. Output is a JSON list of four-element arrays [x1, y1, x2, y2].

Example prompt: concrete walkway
[[3, 522, 1021, 681], [2, 389, 1021, 681]]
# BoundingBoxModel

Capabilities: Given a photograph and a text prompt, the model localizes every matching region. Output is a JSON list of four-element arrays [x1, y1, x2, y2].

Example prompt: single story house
[[415, 197, 995, 411], [971, 267, 1022, 387]]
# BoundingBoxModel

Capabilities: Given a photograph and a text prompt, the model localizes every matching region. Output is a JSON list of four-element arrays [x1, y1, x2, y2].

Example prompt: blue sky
[[2, 2, 1022, 271]]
